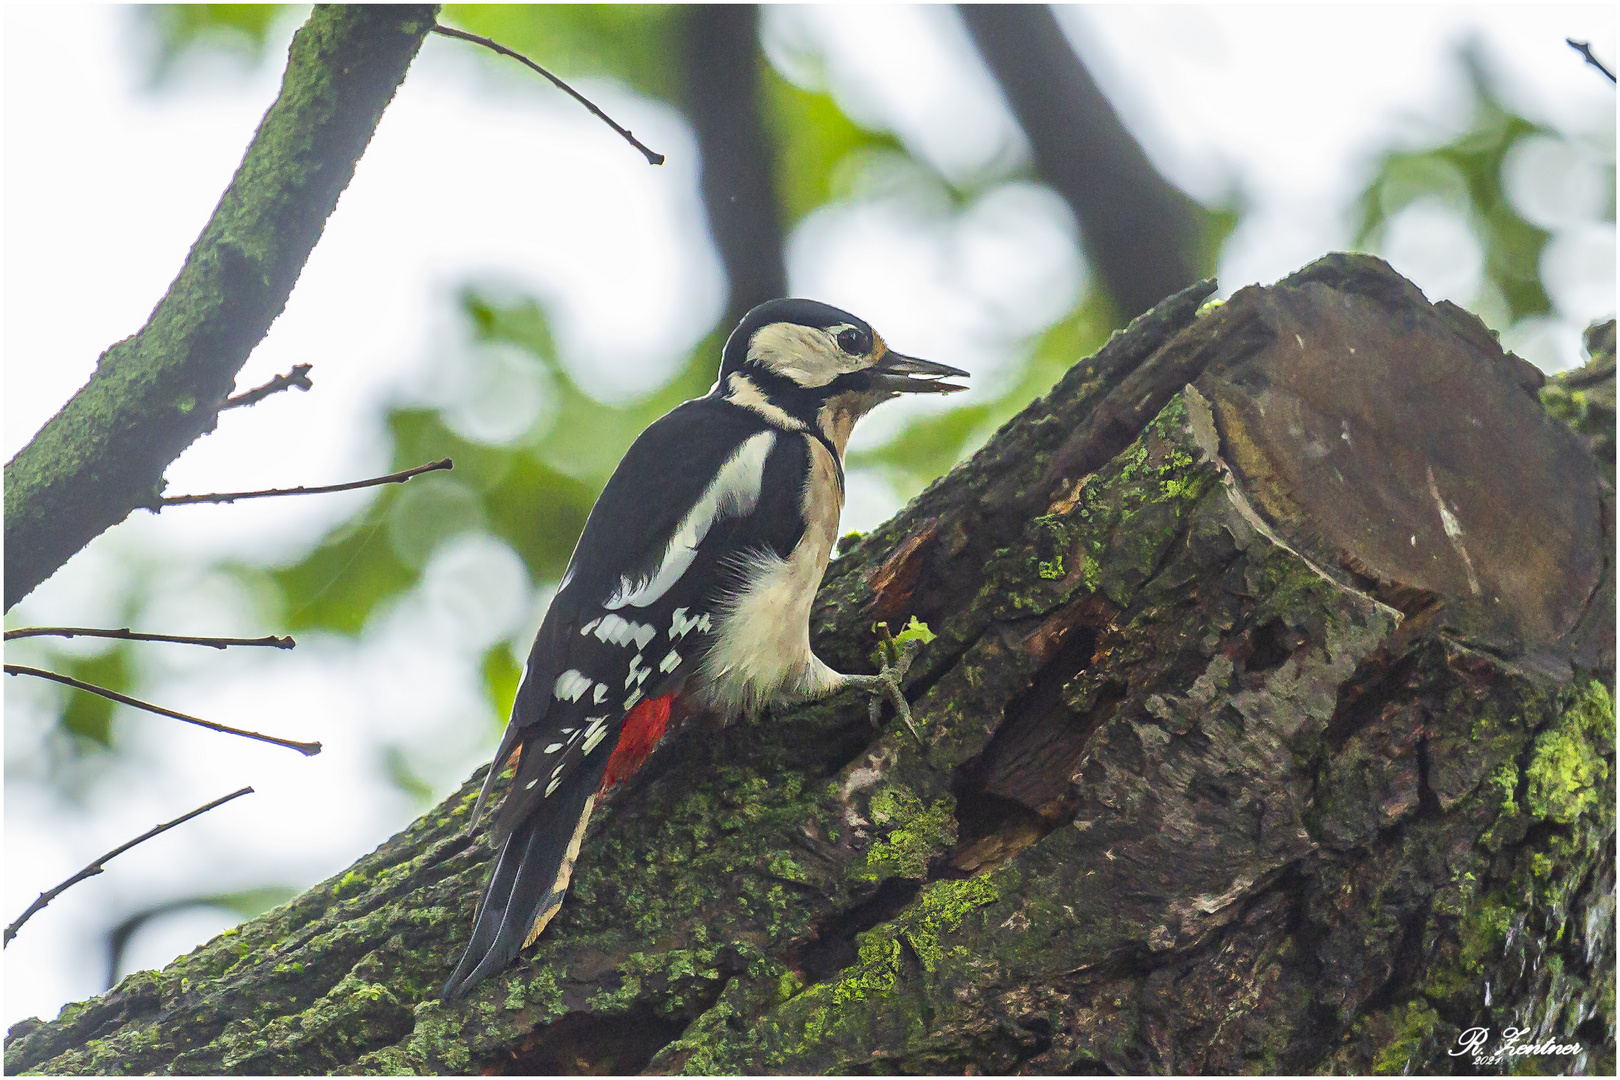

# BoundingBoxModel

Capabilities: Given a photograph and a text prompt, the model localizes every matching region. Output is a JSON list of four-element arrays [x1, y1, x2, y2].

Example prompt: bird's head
[[716, 299, 968, 451]]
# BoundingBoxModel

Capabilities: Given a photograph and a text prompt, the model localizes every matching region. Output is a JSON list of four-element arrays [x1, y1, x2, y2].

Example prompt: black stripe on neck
[[810, 427, 845, 495]]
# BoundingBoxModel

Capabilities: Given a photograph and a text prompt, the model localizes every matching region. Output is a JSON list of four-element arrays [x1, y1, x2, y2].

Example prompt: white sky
[[3, 2, 1614, 1034]]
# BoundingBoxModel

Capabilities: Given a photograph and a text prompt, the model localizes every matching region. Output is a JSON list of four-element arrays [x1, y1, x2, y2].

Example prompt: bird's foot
[[848, 632, 925, 749]]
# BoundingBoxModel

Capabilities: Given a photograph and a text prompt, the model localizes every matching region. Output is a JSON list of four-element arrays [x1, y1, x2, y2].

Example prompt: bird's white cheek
[[748, 322, 861, 388]]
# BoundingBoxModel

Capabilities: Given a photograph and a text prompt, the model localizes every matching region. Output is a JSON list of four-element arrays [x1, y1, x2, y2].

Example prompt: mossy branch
[[2, 4, 439, 612]]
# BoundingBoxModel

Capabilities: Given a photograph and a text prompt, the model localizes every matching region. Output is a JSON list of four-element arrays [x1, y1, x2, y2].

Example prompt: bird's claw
[[862, 637, 925, 749]]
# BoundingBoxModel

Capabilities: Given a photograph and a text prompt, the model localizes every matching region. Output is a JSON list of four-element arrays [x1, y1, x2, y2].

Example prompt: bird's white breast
[[698, 434, 845, 715]]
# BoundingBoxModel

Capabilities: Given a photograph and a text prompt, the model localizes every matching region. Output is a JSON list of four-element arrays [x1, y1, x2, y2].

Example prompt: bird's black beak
[[872, 350, 970, 395]]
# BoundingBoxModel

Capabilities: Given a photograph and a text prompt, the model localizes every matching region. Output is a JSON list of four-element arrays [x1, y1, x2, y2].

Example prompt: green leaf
[[58, 648, 132, 751], [892, 616, 936, 648]]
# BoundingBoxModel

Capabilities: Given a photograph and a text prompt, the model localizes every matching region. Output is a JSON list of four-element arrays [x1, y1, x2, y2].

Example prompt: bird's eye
[[836, 328, 867, 354]]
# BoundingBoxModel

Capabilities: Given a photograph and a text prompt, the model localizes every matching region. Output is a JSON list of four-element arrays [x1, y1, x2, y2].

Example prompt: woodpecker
[[441, 298, 968, 999]]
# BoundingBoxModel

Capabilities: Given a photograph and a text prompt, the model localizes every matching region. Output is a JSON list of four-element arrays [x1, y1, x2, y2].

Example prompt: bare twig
[[158, 458, 452, 508], [1567, 40, 1616, 83], [3, 665, 321, 756], [221, 364, 314, 411], [430, 23, 665, 165], [4, 627, 294, 650], [5, 787, 255, 947]]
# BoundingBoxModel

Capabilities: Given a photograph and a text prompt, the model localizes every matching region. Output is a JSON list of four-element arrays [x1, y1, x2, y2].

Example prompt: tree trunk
[[958, 4, 1206, 319], [681, 4, 788, 327], [2, 4, 437, 612], [7, 255, 1612, 1076]]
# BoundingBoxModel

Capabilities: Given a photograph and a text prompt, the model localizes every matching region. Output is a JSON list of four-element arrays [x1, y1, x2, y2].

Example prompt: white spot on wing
[[624, 687, 644, 710], [592, 614, 655, 648], [671, 608, 712, 639], [545, 776, 562, 797], [553, 670, 592, 702], [579, 617, 602, 637], [625, 653, 650, 689], [659, 649, 682, 673], [593, 683, 608, 704], [583, 720, 610, 755], [605, 432, 776, 609], [544, 742, 563, 754]]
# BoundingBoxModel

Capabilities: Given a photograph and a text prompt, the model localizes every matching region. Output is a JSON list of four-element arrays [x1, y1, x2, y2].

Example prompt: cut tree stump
[[6, 255, 1612, 1075]]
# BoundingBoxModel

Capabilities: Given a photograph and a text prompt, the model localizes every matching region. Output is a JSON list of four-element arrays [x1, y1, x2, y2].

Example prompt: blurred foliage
[[481, 644, 524, 725], [55, 649, 132, 753], [106, 886, 297, 988], [4, 636, 137, 801], [761, 68, 906, 226], [851, 288, 1120, 496], [444, 4, 684, 104], [140, 4, 293, 80], [1352, 46, 1611, 324], [381, 744, 438, 807]]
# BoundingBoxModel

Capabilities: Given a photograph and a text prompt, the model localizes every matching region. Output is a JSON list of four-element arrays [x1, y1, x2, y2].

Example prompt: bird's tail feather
[[441, 747, 608, 1000]]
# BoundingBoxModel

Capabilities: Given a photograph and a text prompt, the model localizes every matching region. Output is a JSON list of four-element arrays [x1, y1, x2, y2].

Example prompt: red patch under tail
[[601, 694, 678, 790]]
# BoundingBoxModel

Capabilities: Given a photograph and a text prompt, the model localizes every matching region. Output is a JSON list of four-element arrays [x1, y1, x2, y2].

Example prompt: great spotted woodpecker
[[441, 299, 968, 998]]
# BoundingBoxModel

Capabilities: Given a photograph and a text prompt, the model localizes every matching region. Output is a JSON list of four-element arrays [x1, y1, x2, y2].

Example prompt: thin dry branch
[[3, 665, 321, 756], [4, 627, 294, 650], [1567, 39, 1617, 83], [430, 23, 665, 165], [221, 364, 314, 411], [157, 458, 452, 508], [4, 787, 255, 947]]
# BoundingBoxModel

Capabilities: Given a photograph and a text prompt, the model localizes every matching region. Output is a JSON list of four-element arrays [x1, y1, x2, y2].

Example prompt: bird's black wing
[[444, 397, 809, 998]]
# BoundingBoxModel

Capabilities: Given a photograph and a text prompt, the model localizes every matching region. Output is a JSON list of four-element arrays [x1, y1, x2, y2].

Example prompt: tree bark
[[2, 4, 437, 613], [958, 4, 1205, 320], [6, 256, 1612, 1075]]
